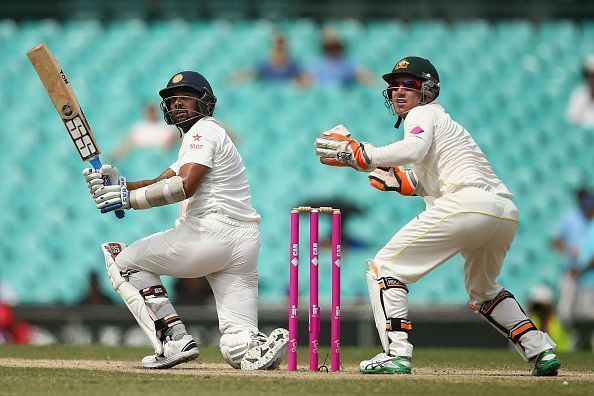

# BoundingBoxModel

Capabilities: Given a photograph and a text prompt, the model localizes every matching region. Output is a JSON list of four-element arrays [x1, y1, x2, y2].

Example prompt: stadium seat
[[2, 19, 592, 306]]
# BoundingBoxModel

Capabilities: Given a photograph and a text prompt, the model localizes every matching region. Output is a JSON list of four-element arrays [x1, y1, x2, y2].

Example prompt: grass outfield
[[0, 345, 592, 396]]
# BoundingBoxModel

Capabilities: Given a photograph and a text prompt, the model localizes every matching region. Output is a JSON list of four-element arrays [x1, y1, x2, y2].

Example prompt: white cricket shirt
[[566, 85, 594, 128], [370, 102, 512, 199], [129, 120, 177, 148], [169, 116, 260, 223]]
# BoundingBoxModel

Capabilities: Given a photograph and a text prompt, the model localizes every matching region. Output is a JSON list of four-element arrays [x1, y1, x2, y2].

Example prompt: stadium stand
[[2, 19, 593, 306]]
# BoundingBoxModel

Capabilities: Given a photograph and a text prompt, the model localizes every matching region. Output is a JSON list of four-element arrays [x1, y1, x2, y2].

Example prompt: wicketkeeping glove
[[368, 166, 418, 196], [314, 124, 374, 171], [91, 165, 130, 212]]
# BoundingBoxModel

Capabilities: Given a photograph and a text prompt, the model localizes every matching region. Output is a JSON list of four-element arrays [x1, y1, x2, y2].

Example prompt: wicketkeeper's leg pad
[[366, 260, 413, 357], [102, 242, 164, 355], [473, 289, 556, 361]]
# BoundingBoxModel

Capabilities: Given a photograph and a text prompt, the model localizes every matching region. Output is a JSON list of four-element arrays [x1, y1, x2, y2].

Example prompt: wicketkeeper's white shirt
[[169, 116, 260, 223], [371, 101, 512, 200]]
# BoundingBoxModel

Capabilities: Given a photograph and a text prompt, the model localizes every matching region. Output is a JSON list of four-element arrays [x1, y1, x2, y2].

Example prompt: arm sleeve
[[370, 107, 434, 168]]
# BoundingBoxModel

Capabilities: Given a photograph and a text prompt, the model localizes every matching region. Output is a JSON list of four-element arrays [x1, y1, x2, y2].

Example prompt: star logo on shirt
[[192, 133, 202, 141]]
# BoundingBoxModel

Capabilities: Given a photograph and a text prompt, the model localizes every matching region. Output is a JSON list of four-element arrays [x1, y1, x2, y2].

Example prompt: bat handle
[[89, 157, 125, 219]]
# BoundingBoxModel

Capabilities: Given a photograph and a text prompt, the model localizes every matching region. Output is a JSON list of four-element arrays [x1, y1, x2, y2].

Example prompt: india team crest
[[172, 73, 183, 83], [395, 59, 409, 69]]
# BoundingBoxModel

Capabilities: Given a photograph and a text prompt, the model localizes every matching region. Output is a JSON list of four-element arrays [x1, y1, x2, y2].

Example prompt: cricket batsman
[[314, 56, 561, 376], [83, 71, 288, 370]]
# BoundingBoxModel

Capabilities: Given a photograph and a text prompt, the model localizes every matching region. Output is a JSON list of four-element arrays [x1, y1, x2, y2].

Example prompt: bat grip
[[89, 157, 125, 219]]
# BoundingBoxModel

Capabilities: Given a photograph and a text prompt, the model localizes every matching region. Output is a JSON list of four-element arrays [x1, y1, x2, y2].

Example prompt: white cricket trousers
[[115, 213, 260, 336], [374, 186, 519, 305]]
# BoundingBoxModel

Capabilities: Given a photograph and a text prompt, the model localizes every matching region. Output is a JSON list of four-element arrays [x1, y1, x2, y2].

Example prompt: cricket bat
[[27, 43, 125, 219]]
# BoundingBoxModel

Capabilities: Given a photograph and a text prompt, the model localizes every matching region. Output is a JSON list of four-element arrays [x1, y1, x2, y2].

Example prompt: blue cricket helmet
[[159, 71, 217, 127], [159, 71, 216, 100]]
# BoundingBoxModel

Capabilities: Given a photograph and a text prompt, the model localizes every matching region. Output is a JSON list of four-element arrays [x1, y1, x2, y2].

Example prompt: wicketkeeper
[[315, 56, 561, 376], [83, 71, 288, 370]]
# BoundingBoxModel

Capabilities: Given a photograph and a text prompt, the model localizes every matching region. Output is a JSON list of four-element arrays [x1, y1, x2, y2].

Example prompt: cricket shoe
[[240, 328, 289, 370], [248, 331, 283, 370], [141, 334, 199, 369], [531, 349, 560, 376], [359, 352, 412, 374]]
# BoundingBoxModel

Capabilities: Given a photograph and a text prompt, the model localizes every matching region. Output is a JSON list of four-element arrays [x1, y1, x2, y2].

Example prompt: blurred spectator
[[298, 198, 367, 251], [0, 282, 18, 306], [173, 278, 214, 305], [0, 302, 31, 344], [571, 214, 594, 321], [552, 188, 594, 266], [78, 271, 114, 305], [552, 188, 594, 323], [111, 103, 178, 161], [301, 28, 374, 88], [566, 55, 594, 128], [229, 34, 304, 86], [527, 285, 571, 352]]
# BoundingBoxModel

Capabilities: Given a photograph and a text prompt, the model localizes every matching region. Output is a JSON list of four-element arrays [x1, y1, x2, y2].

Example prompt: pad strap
[[140, 285, 169, 300], [479, 289, 514, 315], [509, 319, 537, 343], [378, 277, 409, 293], [154, 314, 183, 342], [386, 318, 412, 332], [120, 269, 139, 278]]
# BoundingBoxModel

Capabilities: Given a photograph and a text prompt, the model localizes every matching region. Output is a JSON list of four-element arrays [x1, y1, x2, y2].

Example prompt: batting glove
[[83, 168, 104, 196], [314, 124, 374, 171], [368, 166, 418, 196], [92, 165, 130, 212]]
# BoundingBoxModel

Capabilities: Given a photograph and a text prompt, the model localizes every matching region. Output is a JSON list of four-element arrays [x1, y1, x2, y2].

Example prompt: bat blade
[[27, 43, 124, 219], [27, 44, 101, 161]]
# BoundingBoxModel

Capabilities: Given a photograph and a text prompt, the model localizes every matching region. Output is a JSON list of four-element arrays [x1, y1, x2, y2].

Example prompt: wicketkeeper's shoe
[[141, 334, 199, 369], [359, 352, 412, 374], [531, 349, 560, 376], [240, 328, 289, 370]]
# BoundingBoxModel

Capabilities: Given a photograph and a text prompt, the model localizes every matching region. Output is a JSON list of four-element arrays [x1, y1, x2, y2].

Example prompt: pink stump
[[331, 210, 341, 372], [309, 210, 320, 371], [288, 210, 299, 371]]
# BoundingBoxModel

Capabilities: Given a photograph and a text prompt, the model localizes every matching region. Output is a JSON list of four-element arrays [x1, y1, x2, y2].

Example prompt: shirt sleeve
[[177, 125, 217, 169], [578, 223, 594, 266], [555, 212, 571, 241], [566, 87, 584, 125], [370, 106, 434, 167]]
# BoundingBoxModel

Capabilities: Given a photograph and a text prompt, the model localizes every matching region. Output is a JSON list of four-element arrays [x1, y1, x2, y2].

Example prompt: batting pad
[[366, 260, 413, 357], [366, 268, 389, 353], [102, 242, 164, 355], [474, 289, 556, 361]]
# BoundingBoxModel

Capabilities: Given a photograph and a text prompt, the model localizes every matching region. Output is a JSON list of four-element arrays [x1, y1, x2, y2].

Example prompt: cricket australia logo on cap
[[172, 73, 183, 83], [395, 59, 409, 70]]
